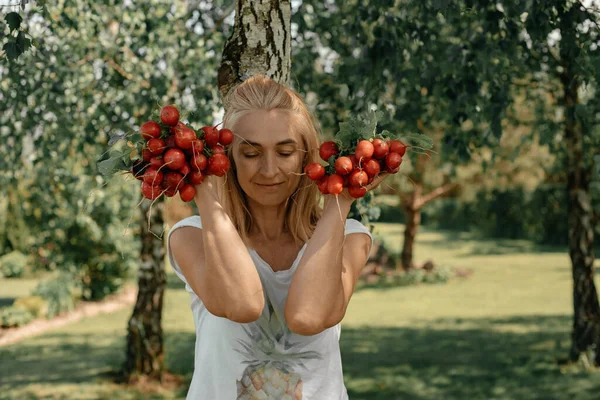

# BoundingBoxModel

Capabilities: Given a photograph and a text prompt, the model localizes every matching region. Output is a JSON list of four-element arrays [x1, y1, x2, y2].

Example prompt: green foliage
[[0, 250, 28, 278], [32, 273, 78, 318], [424, 184, 595, 247], [1, 1, 231, 300], [12, 295, 48, 318], [0, 305, 34, 328]]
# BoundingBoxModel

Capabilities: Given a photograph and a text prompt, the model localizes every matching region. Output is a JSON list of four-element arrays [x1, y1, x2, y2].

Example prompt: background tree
[[292, 0, 600, 365]]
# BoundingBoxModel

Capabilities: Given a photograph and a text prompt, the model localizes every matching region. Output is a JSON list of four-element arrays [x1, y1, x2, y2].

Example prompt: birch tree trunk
[[123, 200, 167, 380], [218, 0, 291, 101], [558, 5, 600, 366]]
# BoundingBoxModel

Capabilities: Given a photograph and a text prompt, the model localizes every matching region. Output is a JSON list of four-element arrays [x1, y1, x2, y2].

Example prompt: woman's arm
[[285, 174, 387, 335], [170, 177, 265, 323], [284, 197, 358, 335]]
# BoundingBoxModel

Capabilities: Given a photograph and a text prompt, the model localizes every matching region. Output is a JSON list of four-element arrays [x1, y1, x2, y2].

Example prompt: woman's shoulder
[[169, 215, 203, 233], [344, 218, 370, 235]]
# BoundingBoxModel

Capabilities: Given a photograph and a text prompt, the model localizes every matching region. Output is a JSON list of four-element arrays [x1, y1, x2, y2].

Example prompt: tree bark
[[559, 5, 600, 366], [400, 184, 422, 270], [562, 72, 600, 365], [218, 0, 291, 101], [123, 200, 167, 380]]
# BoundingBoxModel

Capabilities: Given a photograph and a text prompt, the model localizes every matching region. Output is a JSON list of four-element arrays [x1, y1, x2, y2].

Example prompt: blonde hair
[[216, 75, 323, 247]]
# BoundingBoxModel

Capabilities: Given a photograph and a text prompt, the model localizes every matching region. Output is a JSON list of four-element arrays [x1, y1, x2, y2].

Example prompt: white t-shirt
[[167, 215, 373, 400]]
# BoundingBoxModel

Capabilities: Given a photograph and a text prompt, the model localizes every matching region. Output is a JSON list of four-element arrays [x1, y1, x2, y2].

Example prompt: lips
[[257, 183, 283, 186]]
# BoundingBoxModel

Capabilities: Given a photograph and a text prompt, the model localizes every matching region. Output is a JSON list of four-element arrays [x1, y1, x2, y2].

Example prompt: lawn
[[1, 222, 600, 399]]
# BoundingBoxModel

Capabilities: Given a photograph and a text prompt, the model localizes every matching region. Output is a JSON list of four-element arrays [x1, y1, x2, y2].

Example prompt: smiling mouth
[[256, 183, 283, 187]]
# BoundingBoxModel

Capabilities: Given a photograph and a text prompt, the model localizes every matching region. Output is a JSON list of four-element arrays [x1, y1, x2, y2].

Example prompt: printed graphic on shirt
[[234, 295, 323, 399]]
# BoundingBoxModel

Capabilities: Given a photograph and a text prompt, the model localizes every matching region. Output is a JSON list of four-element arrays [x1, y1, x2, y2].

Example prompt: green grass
[[0, 278, 41, 308], [1, 223, 600, 399]]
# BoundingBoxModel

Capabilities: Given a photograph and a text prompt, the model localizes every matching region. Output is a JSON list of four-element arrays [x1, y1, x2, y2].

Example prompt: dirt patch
[[0, 285, 137, 347]]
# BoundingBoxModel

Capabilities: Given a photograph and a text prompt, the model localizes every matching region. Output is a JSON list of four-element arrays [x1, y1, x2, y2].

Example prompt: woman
[[168, 75, 388, 399]]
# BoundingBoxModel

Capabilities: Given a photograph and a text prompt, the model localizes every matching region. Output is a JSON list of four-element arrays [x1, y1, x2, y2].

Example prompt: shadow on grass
[[2, 315, 600, 400], [340, 315, 600, 400], [0, 297, 14, 308], [0, 329, 196, 400], [416, 229, 569, 256]]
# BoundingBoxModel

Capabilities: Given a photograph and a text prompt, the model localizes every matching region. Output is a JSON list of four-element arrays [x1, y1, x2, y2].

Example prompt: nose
[[260, 151, 279, 179]]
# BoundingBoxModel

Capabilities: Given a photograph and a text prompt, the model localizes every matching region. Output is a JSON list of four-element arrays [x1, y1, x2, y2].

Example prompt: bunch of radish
[[304, 138, 407, 199], [130, 105, 233, 202]]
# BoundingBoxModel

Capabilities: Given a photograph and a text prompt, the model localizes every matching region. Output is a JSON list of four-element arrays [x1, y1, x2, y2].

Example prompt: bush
[[13, 296, 48, 318], [0, 250, 28, 278], [33, 274, 78, 318], [0, 306, 34, 328], [422, 266, 454, 284]]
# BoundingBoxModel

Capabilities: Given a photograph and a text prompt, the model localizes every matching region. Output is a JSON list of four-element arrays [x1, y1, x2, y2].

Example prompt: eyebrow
[[240, 139, 298, 147]]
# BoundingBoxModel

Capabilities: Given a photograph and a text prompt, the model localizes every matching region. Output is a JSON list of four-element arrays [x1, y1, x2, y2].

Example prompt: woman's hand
[[194, 174, 225, 204], [324, 171, 390, 208]]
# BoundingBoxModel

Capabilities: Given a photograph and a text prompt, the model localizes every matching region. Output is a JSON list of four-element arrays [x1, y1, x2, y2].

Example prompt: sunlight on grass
[[2, 223, 600, 399]]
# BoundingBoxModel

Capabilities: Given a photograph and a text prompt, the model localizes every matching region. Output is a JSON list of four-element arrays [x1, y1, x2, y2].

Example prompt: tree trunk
[[401, 206, 421, 271], [123, 200, 167, 380], [557, 5, 600, 364], [562, 70, 600, 365], [400, 184, 422, 270], [218, 0, 291, 100]]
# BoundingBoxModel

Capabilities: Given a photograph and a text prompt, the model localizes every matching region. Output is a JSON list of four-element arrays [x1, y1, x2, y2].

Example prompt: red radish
[[179, 184, 196, 202], [355, 140, 374, 160], [165, 135, 177, 149], [208, 154, 230, 177], [147, 138, 166, 155], [348, 170, 368, 187], [319, 141, 339, 162], [174, 127, 197, 149], [348, 153, 359, 170], [334, 157, 353, 176], [190, 139, 204, 155], [163, 148, 186, 170], [327, 174, 344, 195], [202, 126, 220, 148], [143, 168, 164, 185], [386, 152, 403, 169], [160, 105, 180, 126], [317, 176, 329, 194], [164, 187, 178, 197], [189, 170, 204, 185], [142, 149, 152, 162], [348, 186, 367, 198], [141, 182, 162, 200], [389, 140, 407, 156], [169, 121, 186, 135], [140, 121, 161, 140], [179, 163, 191, 176], [149, 156, 164, 169], [372, 138, 389, 159], [342, 174, 349, 188], [131, 160, 147, 180], [212, 144, 226, 155], [363, 158, 381, 177], [164, 171, 185, 189], [386, 165, 400, 174], [304, 162, 325, 181], [219, 128, 234, 146], [190, 153, 208, 171]]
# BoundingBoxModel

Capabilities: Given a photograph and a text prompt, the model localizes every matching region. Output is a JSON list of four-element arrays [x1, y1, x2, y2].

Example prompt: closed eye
[[243, 153, 293, 158]]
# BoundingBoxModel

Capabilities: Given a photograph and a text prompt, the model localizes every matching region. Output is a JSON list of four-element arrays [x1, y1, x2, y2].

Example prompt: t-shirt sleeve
[[344, 218, 374, 255], [167, 215, 203, 293]]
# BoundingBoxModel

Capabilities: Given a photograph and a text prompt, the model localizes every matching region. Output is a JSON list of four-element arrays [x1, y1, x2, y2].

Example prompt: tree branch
[[104, 55, 150, 89], [415, 183, 459, 210]]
